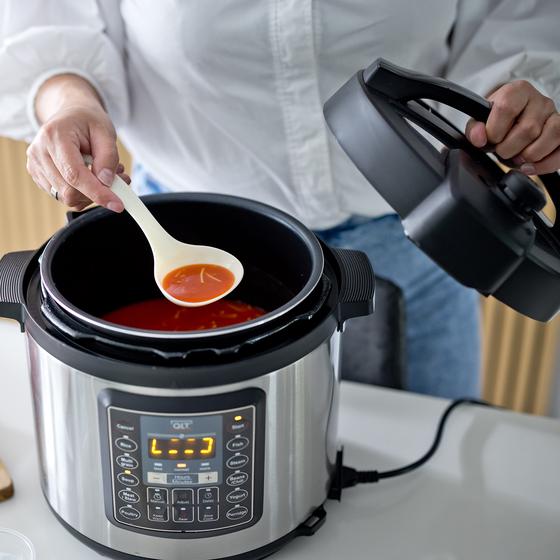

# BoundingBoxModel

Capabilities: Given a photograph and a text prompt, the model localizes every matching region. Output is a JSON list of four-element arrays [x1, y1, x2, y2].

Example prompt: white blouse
[[1, 1, 559, 229]]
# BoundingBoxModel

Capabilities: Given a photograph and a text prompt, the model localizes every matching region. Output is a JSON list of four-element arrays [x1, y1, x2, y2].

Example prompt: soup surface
[[103, 298, 265, 331], [163, 263, 235, 303]]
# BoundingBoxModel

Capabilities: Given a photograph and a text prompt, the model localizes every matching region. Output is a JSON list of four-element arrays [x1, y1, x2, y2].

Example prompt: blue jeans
[[316, 215, 481, 399], [133, 165, 481, 398]]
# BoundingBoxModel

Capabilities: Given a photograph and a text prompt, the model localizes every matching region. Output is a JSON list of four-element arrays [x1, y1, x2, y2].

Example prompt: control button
[[198, 505, 219, 522], [172, 489, 194, 506], [147, 472, 167, 484], [226, 506, 249, 521], [173, 505, 194, 523], [169, 473, 198, 486], [226, 472, 249, 487], [198, 487, 219, 505], [148, 487, 168, 505], [227, 418, 251, 434], [116, 455, 139, 470], [117, 472, 139, 487], [148, 505, 169, 522], [118, 489, 140, 504], [115, 437, 138, 452], [226, 454, 249, 470], [226, 437, 249, 452], [115, 421, 136, 434], [226, 489, 248, 504], [198, 472, 218, 484], [118, 506, 141, 521]]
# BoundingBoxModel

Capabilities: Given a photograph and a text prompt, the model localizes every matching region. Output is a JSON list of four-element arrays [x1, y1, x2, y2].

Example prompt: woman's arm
[[27, 74, 125, 211], [465, 79, 560, 175], [0, 0, 130, 209], [446, 0, 560, 174]]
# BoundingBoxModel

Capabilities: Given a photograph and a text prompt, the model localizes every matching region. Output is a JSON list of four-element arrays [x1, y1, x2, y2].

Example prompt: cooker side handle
[[330, 247, 375, 327], [0, 250, 34, 331]]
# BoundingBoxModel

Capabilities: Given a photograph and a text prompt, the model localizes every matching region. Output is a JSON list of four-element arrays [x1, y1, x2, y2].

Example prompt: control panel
[[98, 389, 264, 536]]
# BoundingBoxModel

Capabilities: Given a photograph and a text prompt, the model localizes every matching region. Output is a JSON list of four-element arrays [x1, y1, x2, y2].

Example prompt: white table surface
[[1, 318, 560, 559]]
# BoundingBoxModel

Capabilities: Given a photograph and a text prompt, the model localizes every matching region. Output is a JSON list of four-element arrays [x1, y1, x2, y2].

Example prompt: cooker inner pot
[[47, 196, 319, 329]]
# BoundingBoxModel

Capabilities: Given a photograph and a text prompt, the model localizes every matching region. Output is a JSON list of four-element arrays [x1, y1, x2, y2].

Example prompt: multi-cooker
[[2, 56, 559, 560], [0, 193, 374, 560]]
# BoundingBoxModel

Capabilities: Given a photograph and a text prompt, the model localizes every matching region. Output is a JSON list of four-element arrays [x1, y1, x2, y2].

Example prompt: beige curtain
[[1, 137, 558, 414]]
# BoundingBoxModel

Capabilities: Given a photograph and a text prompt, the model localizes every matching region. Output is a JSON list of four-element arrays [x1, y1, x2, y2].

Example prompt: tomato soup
[[102, 298, 265, 331], [162, 264, 235, 303]]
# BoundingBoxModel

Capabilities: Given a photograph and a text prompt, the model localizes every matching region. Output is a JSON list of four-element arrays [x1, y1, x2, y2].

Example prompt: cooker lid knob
[[499, 170, 546, 219]]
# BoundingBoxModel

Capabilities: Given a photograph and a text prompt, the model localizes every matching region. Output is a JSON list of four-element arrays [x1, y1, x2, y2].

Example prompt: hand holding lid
[[324, 59, 560, 321]]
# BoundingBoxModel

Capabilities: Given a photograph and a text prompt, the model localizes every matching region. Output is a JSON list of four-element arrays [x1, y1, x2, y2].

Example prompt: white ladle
[[83, 155, 244, 307]]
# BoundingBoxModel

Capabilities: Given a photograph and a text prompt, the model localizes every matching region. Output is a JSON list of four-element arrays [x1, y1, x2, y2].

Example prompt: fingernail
[[98, 168, 115, 187], [520, 163, 536, 175], [107, 201, 124, 213], [512, 156, 526, 166]]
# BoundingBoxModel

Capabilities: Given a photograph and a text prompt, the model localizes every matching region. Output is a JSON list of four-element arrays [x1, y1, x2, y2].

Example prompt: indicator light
[[124, 470, 132, 475], [148, 436, 217, 459], [177, 463, 187, 468], [151, 438, 163, 456], [200, 437, 214, 456], [234, 415, 243, 422]]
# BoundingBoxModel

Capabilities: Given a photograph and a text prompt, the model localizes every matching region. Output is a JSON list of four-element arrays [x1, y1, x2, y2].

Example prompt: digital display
[[148, 436, 216, 460]]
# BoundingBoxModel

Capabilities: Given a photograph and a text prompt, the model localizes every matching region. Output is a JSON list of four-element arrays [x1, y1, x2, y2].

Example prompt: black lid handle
[[363, 58, 492, 123]]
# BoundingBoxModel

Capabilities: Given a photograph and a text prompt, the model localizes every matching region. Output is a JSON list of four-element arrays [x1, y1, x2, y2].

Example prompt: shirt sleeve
[[444, 0, 560, 128], [0, 0, 129, 141]]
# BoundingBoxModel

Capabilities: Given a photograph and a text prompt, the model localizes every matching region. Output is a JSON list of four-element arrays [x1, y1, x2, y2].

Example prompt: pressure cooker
[[2, 57, 558, 560], [0, 193, 375, 560]]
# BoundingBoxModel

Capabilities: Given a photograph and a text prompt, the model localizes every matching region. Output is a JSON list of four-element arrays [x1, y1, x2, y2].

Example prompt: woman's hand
[[26, 74, 129, 212], [466, 80, 560, 175]]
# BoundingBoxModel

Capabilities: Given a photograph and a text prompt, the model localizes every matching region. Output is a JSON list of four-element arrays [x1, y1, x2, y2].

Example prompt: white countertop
[[1, 318, 560, 559]]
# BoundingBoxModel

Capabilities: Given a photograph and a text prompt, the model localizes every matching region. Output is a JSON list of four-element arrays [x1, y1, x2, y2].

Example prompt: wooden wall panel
[[481, 297, 560, 415]]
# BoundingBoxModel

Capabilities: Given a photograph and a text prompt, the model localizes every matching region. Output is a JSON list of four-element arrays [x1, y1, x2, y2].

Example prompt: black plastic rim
[[24, 255, 340, 388], [39, 193, 324, 341]]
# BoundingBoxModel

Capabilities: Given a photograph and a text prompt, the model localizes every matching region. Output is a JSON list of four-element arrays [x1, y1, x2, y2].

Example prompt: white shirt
[[1, 1, 559, 229]]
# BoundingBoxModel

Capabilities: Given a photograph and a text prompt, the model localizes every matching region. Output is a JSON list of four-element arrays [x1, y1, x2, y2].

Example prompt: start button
[[227, 418, 251, 434]]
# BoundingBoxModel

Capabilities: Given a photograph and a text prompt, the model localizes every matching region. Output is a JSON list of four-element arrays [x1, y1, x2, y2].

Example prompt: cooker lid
[[324, 58, 560, 321]]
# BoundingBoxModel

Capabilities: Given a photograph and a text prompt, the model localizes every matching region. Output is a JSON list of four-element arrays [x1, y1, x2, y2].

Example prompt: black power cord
[[332, 398, 491, 495]]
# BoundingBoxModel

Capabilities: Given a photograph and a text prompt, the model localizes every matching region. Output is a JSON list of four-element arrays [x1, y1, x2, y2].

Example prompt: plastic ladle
[[83, 155, 244, 307]]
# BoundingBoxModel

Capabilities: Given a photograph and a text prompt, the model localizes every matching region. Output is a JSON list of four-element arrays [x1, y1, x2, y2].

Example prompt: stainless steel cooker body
[[0, 194, 375, 560], [26, 331, 341, 560]]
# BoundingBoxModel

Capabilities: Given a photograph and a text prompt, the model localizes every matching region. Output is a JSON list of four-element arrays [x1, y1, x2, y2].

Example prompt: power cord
[[330, 398, 491, 497]]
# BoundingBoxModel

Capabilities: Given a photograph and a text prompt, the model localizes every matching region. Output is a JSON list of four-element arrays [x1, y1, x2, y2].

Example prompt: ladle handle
[[83, 155, 174, 254]]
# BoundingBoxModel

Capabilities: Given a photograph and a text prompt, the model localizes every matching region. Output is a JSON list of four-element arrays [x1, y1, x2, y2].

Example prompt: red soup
[[162, 263, 235, 303], [102, 298, 265, 331]]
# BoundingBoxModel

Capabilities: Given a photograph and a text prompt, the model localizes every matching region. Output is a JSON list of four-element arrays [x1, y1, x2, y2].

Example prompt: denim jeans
[[315, 215, 481, 399], [133, 164, 481, 398]]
